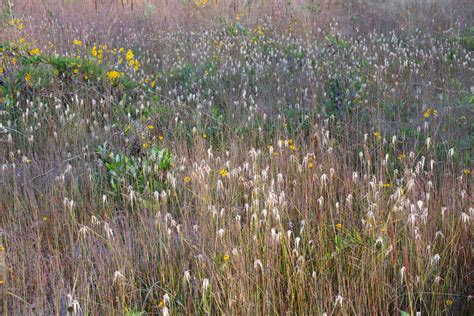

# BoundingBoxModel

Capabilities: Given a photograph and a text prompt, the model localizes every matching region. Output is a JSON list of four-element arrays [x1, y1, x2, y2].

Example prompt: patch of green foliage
[[97, 142, 173, 195]]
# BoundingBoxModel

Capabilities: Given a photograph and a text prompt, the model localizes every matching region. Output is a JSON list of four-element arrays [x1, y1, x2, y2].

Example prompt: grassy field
[[0, 0, 473, 314]]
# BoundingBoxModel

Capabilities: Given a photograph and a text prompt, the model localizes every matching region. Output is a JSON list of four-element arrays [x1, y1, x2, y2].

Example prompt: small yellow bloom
[[0, 246, 5, 252], [289, 144, 296, 151], [308, 162, 313, 169], [73, 68, 79, 74], [202, 133, 207, 139], [464, 169, 471, 175], [398, 153, 406, 161], [374, 132, 382, 140], [184, 176, 191, 183], [19, 37, 25, 43], [383, 183, 393, 188], [25, 73, 32, 84], [18, 24, 23, 31], [91, 45, 98, 57], [445, 299, 453, 306], [157, 300, 165, 308], [106, 70, 123, 82], [223, 254, 230, 262], [142, 143, 149, 150], [73, 39, 83, 46], [219, 168, 229, 177], [147, 125, 154, 130], [423, 108, 437, 119], [133, 59, 140, 71], [335, 223, 343, 230], [29, 48, 41, 56], [126, 49, 134, 62], [159, 136, 164, 141]]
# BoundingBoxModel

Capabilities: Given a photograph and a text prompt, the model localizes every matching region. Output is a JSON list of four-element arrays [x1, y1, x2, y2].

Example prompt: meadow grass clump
[[0, 0, 473, 315]]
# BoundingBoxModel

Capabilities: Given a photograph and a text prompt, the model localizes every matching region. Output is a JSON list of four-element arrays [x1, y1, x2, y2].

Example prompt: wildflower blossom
[[219, 168, 229, 177], [106, 70, 123, 82]]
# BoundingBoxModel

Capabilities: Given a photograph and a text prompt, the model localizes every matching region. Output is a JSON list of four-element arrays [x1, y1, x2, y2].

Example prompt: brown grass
[[0, 0, 473, 314]]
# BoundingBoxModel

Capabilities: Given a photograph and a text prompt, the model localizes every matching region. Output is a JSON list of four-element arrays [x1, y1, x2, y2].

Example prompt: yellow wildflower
[[219, 168, 229, 177], [374, 131, 382, 140], [223, 254, 230, 262], [91, 45, 97, 57], [423, 108, 438, 119], [464, 169, 471, 175], [398, 153, 406, 161], [29, 48, 41, 56], [336, 223, 343, 230], [147, 125, 154, 130], [19, 37, 25, 43], [126, 49, 134, 62], [445, 299, 453, 306], [106, 70, 123, 82], [133, 59, 140, 71], [142, 143, 149, 150], [184, 176, 191, 183], [308, 162, 313, 169], [73, 39, 83, 46], [25, 73, 32, 84]]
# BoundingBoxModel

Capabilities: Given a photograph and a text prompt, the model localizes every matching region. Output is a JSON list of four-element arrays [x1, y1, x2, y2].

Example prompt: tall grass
[[0, 0, 473, 314]]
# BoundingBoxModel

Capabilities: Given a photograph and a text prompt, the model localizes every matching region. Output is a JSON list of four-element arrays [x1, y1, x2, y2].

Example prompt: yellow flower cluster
[[125, 49, 140, 71], [29, 48, 41, 56], [423, 108, 438, 119], [219, 168, 229, 177], [73, 39, 83, 46], [25, 73, 32, 85], [91, 45, 107, 63], [106, 70, 123, 82], [9, 18, 23, 30]]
